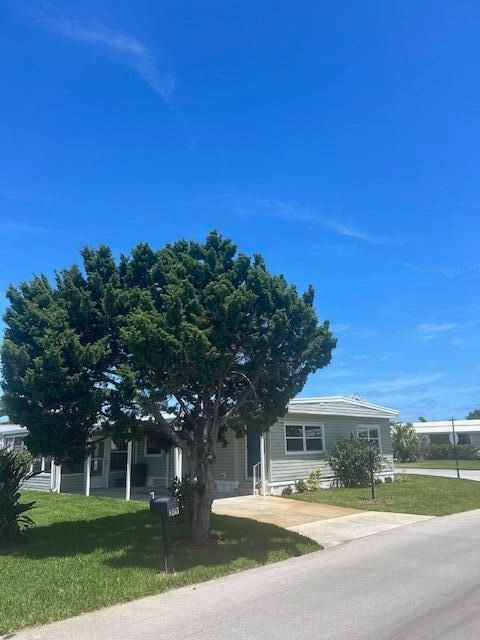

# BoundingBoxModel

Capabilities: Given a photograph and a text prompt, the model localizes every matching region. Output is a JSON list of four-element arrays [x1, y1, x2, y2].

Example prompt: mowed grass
[[395, 460, 480, 470], [1, 490, 319, 634], [288, 475, 480, 516]]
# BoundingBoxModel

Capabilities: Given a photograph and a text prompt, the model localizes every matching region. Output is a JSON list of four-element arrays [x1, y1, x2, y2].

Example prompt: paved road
[[397, 467, 480, 481], [10, 509, 480, 640]]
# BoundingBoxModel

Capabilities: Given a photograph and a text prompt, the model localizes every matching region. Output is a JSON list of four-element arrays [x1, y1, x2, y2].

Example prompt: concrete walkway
[[213, 495, 431, 547], [397, 468, 480, 481]]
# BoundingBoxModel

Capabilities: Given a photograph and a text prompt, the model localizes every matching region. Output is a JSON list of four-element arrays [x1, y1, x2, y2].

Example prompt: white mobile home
[[0, 395, 398, 498]]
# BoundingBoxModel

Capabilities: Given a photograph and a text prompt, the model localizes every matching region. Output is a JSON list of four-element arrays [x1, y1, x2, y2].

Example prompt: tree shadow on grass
[[12, 510, 317, 572]]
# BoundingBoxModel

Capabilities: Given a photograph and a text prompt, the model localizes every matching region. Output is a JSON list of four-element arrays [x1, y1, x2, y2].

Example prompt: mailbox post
[[149, 496, 179, 574]]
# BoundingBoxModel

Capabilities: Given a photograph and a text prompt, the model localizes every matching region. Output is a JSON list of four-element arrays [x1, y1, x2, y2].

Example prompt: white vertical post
[[56, 464, 62, 493], [125, 440, 132, 501], [41, 456, 46, 472], [173, 447, 183, 479], [85, 455, 91, 497], [260, 433, 266, 496], [50, 463, 55, 491], [178, 448, 183, 479]]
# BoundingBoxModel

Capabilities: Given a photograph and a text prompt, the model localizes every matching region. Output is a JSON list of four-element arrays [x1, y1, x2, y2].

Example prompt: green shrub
[[391, 423, 419, 462], [326, 435, 383, 488], [305, 468, 322, 491], [425, 443, 478, 460], [294, 479, 308, 493], [281, 485, 293, 496], [0, 448, 36, 544]]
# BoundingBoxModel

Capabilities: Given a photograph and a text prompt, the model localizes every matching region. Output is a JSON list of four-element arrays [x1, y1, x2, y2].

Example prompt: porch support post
[[125, 439, 132, 501], [173, 447, 183, 479], [41, 456, 46, 472], [260, 433, 266, 496], [50, 464, 55, 491], [56, 464, 62, 493], [84, 454, 91, 497], [178, 448, 183, 479]]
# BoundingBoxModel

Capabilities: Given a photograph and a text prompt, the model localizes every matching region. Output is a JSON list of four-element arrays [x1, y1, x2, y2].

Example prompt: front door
[[90, 441, 108, 488], [247, 430, 261, 478]]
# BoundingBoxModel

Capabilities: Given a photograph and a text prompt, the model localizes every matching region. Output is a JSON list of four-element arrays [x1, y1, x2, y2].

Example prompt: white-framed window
[[3, 436, 24, 453], [110, 439, 128, 471], [357, 425, 381, 450], [144, 432, 165, 457], [284, 423, 324, 454]]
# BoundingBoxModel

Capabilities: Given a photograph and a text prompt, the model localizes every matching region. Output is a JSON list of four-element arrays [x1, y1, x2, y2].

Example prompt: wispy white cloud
[[218, 195, 400, 246], [400, 261, 480, 279], [417, 322, 457, 339], [43, 17, 174, 100], [332, 323, 350, 334], [358, 372, 446, 394]]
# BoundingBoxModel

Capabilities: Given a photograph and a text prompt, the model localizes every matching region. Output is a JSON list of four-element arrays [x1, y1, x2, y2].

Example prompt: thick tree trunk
[[191, 450, 216, 545]]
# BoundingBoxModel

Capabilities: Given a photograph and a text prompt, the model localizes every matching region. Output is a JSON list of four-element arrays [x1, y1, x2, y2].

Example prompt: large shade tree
[[2, 232, 336, 543]]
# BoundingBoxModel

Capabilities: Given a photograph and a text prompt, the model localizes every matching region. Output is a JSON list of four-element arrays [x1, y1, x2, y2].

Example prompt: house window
[[3, 436, 24, 452], [357, 426, 381, 450], [110, 440, 128, 471], [145, 432, 165, 456], [285, 424, 324, 454]]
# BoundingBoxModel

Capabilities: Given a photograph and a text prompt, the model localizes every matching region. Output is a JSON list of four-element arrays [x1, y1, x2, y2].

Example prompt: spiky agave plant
[[0, 448, 36, 544]]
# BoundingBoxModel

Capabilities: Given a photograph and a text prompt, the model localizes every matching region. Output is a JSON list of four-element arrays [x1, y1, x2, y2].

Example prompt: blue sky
[[1, 1, 479, 421]]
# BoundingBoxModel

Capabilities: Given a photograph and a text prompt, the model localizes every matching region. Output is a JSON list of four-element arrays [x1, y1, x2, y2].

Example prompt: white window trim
[[284, 421, 325, 455], [356, 424, 382, 452], [144, 435, 166, 458]]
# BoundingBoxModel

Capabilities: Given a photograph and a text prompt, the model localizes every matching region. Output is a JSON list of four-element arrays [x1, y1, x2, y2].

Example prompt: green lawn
[[1, 490, 319, 634], [395, 459, 480, 470], [288, 474, 480, 516]]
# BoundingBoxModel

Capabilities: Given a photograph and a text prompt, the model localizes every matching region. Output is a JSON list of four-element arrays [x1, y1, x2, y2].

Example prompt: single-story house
[[0, 395, 398, 498], [412, 419, 480, 447]]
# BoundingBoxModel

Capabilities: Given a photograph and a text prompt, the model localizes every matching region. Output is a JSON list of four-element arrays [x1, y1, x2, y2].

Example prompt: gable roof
[[287, 396, 398, 419]]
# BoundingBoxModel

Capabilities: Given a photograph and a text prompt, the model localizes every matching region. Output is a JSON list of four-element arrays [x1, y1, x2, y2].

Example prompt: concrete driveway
[[213, 495, 431, 547], [397, 468, 480, 481]]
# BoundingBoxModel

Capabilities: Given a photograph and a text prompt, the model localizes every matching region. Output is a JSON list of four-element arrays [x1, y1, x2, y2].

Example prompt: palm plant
[[391, 423, 420, 462], [0, 448, 36, 544]]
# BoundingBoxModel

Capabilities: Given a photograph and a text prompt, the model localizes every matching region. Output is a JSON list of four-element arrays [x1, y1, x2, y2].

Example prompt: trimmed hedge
[[425, 443, 478, 460]]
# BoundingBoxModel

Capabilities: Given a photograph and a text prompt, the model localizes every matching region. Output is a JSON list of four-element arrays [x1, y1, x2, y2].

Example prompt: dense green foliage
[[1, 232, 335, 542], [391, 423, 420, 462], [0, 490, 319, 634], [425, 443, 478, 460], [466, 408, 480, 420], [0, 449, 36, 544], [326, 435, 383, 488]]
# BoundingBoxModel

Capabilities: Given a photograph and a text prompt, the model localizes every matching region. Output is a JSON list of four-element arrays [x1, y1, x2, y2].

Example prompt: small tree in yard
[[466, 409, 480, 420], [1, 232, 336, 544], [391, 423, 420, 462], [326, 436, 383, 488], [0, 449, 36, 544]]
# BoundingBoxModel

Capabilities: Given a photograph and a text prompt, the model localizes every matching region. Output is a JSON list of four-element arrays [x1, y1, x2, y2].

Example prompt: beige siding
[[270, 414, 392, 484]]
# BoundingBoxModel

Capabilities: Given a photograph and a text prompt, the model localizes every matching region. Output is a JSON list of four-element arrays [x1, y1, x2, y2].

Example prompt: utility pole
[[451, 417, 460, 480]]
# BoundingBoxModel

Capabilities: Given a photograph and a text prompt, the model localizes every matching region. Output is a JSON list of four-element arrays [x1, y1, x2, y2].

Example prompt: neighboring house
[[0, 395, 398, 498], [412, 419, 480, 447]]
